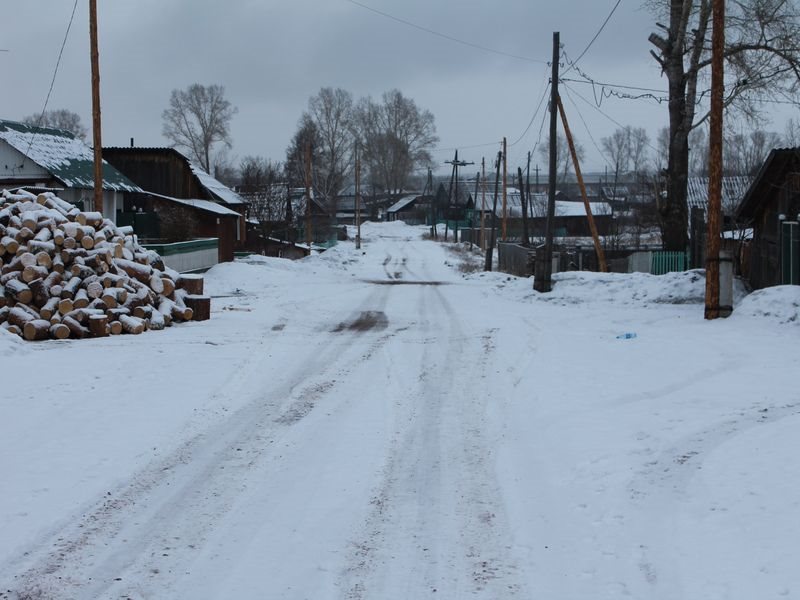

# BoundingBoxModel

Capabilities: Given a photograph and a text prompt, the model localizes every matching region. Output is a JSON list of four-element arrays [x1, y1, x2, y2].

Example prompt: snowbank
[[732, 285, 800, 325]]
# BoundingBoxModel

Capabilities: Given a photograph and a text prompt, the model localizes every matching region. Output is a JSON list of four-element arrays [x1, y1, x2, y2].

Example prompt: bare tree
[[354, 89, 438, 197], [648, 0, 800, 250], [601, 126, 650, 184], [284, 115, 318, 189], [784, 118, 800, 147], [22, 109, 87, 140], [538, 132, 585, 184], [305, 87, 355, 202], [162, 83, 237, 173], [723, 127, 781, 176]]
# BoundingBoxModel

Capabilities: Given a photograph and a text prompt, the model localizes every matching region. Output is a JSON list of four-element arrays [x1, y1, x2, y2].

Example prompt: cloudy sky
[[2, 0, 781, 177]]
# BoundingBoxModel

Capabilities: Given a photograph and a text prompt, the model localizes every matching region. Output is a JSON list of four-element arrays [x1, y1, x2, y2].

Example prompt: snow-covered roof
[[387, 195, 419, 213], [687, 176, 752, 215], [149, 193, 241, 217], [188, 162, 246, 206], [0, 120, 142, 193], [555, 200, 612, 217]]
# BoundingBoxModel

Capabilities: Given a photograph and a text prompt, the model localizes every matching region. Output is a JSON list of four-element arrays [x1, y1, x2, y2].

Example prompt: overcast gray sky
[[2, 0, 781, 177]]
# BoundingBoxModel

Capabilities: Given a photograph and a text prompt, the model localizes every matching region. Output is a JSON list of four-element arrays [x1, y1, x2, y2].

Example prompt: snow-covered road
[[2, 222, 799, 599]]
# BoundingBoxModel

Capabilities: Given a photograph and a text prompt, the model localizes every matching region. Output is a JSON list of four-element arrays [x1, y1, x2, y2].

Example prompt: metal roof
[[686, 175, 752, 216], [0, 119, 143, 193], [148, 193, 242, 217]]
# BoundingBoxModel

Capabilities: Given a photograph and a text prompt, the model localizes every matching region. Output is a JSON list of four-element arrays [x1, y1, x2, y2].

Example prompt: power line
[[345, 0, 547, 64], [25, 0, 80, 156], [561, 86, 615, 170], [562, 82, 662, 155], [565, 0, 622, 71], [509, 80, 551, 148]]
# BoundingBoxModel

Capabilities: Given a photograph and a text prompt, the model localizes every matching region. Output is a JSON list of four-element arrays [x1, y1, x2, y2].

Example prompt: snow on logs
[[0, 190, 211, 341]]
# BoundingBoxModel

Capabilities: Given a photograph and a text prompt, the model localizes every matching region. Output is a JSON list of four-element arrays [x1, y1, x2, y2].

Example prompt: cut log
[[85, 281, 104, 299], [23, 319, 51, 341], [19, 252, 37, 269], [51, 254, 65, 274], [76, 211, 104, 227], [183, 295, 210, 321], [49, 323, 70, 340], [7, 306, 35, 328], [40, 296, 60, 320], [73, 288, 90, 309], [28, 277, 50, 307], [62, 315, 87, 339], [60, 277, 82, 299], [88, 314, 109, 337], [148, 309, 166, 330], [113, 258, 152, 283], [176, 274, 204, 295], [0, 236, 19, 255], [109, 320, 123, 335], [34, 250, 53, 268], [161, 276, 176, 298], [22, 264, 48, 283], [57, 298, 74, 316], [5, 279, 33, 304], [119, 314, 146, 335]]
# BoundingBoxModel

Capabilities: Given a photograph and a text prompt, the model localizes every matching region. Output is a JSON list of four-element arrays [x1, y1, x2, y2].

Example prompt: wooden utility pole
[[445, 150, 474, 242], [557, 95, 608, 272], [355, 145, 361, 250], [89, 0, 104, 217], [535, 31, 560, 293], [481, 157, 487, 251], [502, 137, 508, 240], [705, 0, 725, 320], [518, 167, 530, 246], [484, 151, 502, 271], [304, 142, 312, 247]]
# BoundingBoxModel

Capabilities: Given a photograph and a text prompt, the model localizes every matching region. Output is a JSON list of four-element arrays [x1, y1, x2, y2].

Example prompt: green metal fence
[[651, 251, 689, 275]]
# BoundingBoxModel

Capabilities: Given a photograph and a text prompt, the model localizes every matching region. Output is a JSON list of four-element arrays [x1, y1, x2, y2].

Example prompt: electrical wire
[[562, 81, 662, 155], [345, 0, 547, 64], [563, 0, 622, 74], [509, 80, 551, 148], [561, 86, 615, 170], [24, 0, 80, 157]]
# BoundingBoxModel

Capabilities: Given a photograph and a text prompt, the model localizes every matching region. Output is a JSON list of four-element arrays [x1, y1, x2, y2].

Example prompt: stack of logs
[[0, 190, 211, 341]]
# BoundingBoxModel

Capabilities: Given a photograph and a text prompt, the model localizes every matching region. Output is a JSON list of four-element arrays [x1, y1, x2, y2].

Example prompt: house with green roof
[[0, 119, 142, 221]]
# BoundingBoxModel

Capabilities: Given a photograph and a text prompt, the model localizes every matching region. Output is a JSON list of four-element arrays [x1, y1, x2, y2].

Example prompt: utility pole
[[445, 150, 474, 242], [484, 151, 503, 271], [481, 157, 487, 251], [89, 0, 104, 217], [526, 152, 532, 221], [519, 167, 530, 246], [427, 167, 437, 240], [535, 31, 560, 293], [705, 0, 725, 319], [304, 142, 313, 247], [557, 95, 607, 272], [355, 144, 361, 250], [502, 137, 508, 241]]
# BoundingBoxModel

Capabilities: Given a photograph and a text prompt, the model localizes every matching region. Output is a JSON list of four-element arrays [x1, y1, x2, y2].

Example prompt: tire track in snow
[[341, 284, 527, 599], [1, 285, 397, 600]]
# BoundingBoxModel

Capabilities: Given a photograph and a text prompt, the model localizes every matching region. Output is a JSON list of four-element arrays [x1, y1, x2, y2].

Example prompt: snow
[[187, 160, 246, 206], [148, 192, 243, 217], [1, 221, 799, 599]]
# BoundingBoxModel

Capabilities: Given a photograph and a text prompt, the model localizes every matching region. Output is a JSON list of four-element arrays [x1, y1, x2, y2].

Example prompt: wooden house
[[102, 147, 248, 255], [736, 148, 800, 289], [0, 119, 142, 220]]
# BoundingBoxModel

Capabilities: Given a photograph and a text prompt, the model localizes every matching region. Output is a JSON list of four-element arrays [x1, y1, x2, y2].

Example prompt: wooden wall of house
[[104, 149, 206, 201], [748, 176, 800, 289]]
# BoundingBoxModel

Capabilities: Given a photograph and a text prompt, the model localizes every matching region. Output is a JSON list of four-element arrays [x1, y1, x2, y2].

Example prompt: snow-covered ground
[[1, 221, 798, 599]]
